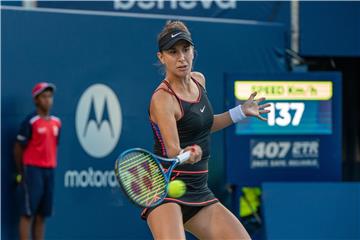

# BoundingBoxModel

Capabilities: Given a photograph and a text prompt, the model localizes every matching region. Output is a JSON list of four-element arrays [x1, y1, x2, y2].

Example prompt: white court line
[[0, 5, 283, 27]]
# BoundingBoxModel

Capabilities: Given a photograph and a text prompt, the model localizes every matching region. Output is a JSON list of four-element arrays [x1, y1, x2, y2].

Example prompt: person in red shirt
[[14, 82, 61, 240]]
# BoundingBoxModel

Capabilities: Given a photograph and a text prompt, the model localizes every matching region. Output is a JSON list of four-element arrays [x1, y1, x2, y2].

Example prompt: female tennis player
[[143, 20, 270, 239]]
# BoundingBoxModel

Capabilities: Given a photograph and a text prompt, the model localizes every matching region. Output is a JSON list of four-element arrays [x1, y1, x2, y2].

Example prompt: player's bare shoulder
[[151, 86, 173, 108], [191, 72, 206, 88], [150, 84, 178, 120]]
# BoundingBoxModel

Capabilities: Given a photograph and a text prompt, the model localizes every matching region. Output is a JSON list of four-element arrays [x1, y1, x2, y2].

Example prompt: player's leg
[[19, 166, 43, 240], [184, 202, 250, 239], [18, 179, 32, 240], [32, 214, 45, 240], [19, 216, 32, 240], [34, 168, 54, 240], [147, 202, 186, 239]]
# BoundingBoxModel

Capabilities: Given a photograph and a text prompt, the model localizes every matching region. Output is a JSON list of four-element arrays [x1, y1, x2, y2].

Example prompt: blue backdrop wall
[[1, 8, 285, 239], [4, 1, 360, 56], [300, 2, 360, 56]]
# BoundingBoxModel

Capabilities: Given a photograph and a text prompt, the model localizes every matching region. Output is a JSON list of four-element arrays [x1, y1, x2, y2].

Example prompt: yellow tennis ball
[[168, 180, 186, 198], [16, 174, 22, 183]]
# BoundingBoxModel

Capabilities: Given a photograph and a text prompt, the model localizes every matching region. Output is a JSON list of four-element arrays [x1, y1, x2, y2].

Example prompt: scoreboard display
[[235, 81, 333, 135], [225, 72, 342, 185]]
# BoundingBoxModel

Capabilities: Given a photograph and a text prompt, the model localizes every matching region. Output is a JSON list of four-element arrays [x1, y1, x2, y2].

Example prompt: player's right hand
[[183, 144, 202, 164]]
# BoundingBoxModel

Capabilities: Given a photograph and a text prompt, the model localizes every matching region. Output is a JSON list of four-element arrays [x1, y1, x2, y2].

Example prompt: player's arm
[[191, 72, 271, 132], [14, 142, 24, 175], [211, 92, 271, 132], [211, 112, 234, 133], [150, 89, 201, 163], [14, 118, 31, 176]]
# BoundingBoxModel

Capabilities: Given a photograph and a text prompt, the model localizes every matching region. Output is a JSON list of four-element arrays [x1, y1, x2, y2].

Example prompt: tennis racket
[[114, 148, 190, 208]]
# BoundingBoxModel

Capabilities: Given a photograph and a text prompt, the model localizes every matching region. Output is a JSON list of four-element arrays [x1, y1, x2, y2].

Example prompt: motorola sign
[[76, 84, 122, 158]]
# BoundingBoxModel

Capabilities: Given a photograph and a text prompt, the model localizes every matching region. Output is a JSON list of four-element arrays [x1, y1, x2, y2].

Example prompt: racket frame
[[115, 148, 190, 208]]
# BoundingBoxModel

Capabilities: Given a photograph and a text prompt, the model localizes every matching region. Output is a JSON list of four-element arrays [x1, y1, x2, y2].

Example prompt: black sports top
[[150, 77, 214, 172]]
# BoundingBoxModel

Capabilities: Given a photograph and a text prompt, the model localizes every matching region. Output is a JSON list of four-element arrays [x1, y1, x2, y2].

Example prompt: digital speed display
[[234, 81, 333, 135], [225, 72, 342, 185]]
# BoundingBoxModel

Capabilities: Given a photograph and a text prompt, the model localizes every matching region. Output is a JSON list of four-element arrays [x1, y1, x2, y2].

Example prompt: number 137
[[267, 102, 305, 127]]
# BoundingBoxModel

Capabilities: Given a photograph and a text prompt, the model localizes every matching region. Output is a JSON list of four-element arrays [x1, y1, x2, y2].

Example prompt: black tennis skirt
[[141, 170, 219, 223]]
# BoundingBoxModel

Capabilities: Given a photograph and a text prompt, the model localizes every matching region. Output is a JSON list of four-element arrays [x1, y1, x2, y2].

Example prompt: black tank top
[[150, 77, 214, 172]]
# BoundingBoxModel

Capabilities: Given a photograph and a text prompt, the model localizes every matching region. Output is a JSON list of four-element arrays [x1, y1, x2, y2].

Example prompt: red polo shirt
[[17, 112, 61, 168]]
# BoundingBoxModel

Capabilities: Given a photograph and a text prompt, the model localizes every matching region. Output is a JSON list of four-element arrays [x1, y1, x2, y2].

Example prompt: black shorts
[[18, 165, 55, 217], [141, 171, 219, 223]]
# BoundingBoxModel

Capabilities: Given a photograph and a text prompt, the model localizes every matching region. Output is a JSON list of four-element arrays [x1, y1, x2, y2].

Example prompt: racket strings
[[118, 153, 151, 170], [127, 182, 164, 204], [128, 176, 166, 205], [116, 152, 166, 206], [145, 183, 163, 206], [122, 172, 164, 196]]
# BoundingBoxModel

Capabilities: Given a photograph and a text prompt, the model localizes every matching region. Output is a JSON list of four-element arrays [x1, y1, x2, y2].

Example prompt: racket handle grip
[[177, 151, 191, 164]]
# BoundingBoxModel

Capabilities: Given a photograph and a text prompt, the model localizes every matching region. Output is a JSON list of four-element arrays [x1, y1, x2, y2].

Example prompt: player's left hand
[[241, 92, 271, 121]]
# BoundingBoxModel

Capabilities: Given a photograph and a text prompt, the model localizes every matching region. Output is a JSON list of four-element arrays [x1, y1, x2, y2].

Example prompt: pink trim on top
[[153, 87, 172, 95], [164, 198, 218, 205], [150, 85, 184, 120], [163, 78, 202, 104], [191, 77, 203, 102], [150, 119, 167, 157], [191, 76, 206, 92]]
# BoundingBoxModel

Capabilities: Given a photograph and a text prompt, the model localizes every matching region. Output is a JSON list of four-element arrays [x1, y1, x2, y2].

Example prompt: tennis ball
[[15, 174, 22, 183], [168, 180, 186, 198]]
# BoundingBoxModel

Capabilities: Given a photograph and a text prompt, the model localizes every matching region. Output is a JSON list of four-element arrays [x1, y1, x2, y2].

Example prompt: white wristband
[[229, 105, 247, 123]]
